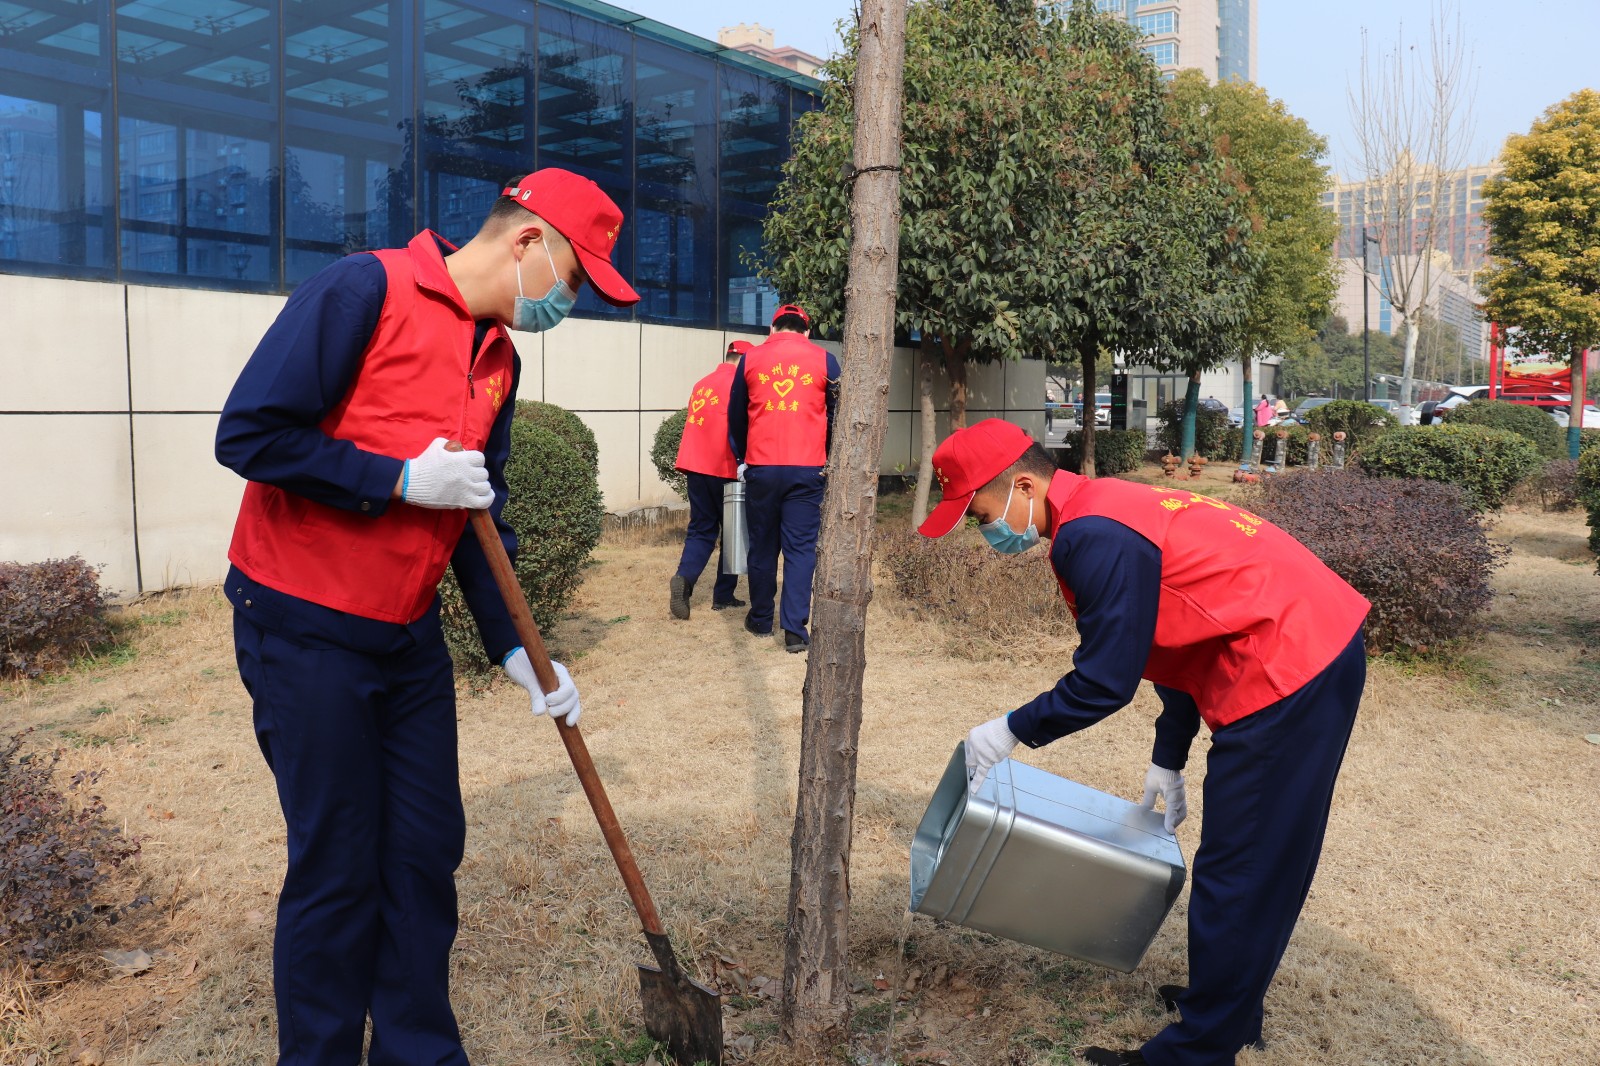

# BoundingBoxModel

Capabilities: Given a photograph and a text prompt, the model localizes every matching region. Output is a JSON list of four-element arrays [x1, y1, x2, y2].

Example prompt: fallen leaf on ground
[[77, 1048, 105, 1065], [102, 948, 153, 976]]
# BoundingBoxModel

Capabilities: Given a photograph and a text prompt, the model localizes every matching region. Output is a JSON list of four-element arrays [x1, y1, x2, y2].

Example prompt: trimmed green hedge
[[1445, 399, 1563, 458], [440, 414, 604, 673], [1156, 400, 1232, 459], [1578, 447, 1600, 572], [1359, 424, 1543, 510], [515, 399, 599, 472], [1055, 429, 1146, 476], [650, 408, 689, 500], [1305, 400, 1397, 451]]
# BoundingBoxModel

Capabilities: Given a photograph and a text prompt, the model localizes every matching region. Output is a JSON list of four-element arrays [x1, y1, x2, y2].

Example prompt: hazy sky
[[620, 0, 1597, 176]]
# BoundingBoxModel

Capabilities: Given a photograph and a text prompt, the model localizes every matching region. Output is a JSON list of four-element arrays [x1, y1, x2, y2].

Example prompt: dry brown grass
[[1, 503, 1597, 1065]]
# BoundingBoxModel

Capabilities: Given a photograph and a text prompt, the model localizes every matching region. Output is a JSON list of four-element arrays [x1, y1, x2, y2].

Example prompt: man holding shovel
[[215, 168, 638, 1066], [668, 339, 751, 619], [918, 419, 1370, 1066]]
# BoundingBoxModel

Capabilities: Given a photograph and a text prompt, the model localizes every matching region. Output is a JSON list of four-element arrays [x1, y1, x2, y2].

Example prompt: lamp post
[[1361, 228, 1380, 404]]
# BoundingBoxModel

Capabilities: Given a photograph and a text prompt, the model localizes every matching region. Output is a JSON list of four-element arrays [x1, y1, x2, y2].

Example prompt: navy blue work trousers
[[230, 570, 469, 1066], [743, 464, 824, 639], [1142, 632, 1366, 1066], [674, 471, 740, 604]]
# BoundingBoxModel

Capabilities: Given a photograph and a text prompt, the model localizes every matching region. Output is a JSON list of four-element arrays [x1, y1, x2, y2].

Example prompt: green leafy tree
[[1481, 89, 1600, 459], [1168, 72, 1337, 463]]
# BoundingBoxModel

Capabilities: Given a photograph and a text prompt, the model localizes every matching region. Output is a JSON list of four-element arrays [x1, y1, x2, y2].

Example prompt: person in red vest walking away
[[919, 420, 1370, 1066], [669, 338, 752, 619], [729, 304, 841, 652], [214, 169, 639, 1066]]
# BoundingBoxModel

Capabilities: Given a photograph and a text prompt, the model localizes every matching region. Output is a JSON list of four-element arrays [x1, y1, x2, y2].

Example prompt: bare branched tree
[[1347, 1, 1477, 413]]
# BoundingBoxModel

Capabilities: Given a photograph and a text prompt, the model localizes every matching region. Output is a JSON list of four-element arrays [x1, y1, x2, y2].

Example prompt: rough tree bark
[[1239, 355, 1256, 465], [780, 0, 907, 1052], [912, 334, 938, 526], [942, 337, 971, 430], [1178, 370, 1202, 462], [1078, 331, 1099, 478]]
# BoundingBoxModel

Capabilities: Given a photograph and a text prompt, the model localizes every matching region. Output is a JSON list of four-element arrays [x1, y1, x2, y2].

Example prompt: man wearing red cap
[[215, 168, 639, 1066], [919, 420, 1369, 1066], [728, 304, 841, 652], [669, 339, 752, 619]]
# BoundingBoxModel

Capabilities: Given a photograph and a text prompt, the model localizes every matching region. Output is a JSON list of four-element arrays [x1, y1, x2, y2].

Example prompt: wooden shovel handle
[[464, 505, 666, 938]]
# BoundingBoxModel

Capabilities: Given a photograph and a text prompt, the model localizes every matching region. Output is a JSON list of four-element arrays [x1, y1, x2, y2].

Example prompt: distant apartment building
[[1092, 0, 1256, 83], [1324, 162, 1500, 283], [1333, 253, 1488, 377], [718, 24, 824, 77]]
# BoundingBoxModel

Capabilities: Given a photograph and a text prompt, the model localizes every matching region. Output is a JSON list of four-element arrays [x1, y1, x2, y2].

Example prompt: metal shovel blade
[[638, 932, 723, 1066]]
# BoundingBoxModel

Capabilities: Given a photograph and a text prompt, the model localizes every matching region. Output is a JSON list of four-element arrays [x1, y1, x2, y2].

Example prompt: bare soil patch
[[2, 504, 1596, 1065]]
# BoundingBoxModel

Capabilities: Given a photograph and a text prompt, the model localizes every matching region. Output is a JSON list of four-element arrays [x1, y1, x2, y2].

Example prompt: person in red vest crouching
[[214, 169, 639, 1066], [729, 304, 842, 653], [920, 420, 1370, 1066], [668, 338, 752, 619]]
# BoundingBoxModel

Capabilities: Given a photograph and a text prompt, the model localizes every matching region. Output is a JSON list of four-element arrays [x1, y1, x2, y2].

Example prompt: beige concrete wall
[[0, 274, 1045, 596]]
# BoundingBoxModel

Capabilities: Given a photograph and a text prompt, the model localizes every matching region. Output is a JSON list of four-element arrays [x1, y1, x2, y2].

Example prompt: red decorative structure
[[1488, 323, 1591, 410]]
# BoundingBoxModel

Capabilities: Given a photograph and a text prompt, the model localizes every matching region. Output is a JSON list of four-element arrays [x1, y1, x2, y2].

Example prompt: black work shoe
[[1158, 983, 1185, 1013], [712, 597, 747, 610], [669, 575, 692, 620], [1082, 1050, 1145, 1066], [784, 630, 809, 654], [744, 613, 772, 637]]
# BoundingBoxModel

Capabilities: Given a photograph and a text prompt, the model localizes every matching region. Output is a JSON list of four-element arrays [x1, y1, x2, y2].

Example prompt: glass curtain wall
[[0, 0, 817, 327]]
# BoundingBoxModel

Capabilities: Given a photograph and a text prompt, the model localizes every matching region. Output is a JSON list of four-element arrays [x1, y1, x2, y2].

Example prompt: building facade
[[1324, 162, 1499, 283], [1092, 0, 1256, 83], [0, 1, 1044, 598], [1332, 253, 1488, 380]]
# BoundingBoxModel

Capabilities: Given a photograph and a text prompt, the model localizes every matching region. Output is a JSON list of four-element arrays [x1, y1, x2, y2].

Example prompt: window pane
[[634, 38, 714, 324], [0, 92, 111, 271], [285, 0, 409, 281], [117, 0, 275, 104], [1134, 12, 1175, 35], [537, 7, 633, 317], [720, 65, 788, 328]]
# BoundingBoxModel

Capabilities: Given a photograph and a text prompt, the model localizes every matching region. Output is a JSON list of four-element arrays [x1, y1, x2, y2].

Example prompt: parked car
[[1550, 404, 1600, 429], [1289, 397, 1336, 424], [1227, 406, 1245, 428], [1074, 392, 1112, 426]]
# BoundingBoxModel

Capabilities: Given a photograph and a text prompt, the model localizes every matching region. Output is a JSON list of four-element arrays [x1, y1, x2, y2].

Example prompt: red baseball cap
[[501, 170, 640, 307], [727, 339, 754, 356], [773, 303, 810, 327], [918, 419, 1036, 538]]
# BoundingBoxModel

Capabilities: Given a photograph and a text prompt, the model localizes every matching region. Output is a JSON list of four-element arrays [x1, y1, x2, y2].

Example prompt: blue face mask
[[979, 481, 1040, 555], [511, 238, 576, 333]]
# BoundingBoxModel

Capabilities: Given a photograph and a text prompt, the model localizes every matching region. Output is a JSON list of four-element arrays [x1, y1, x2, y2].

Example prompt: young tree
[[779, 0, 906, 1052], [1170, 73, 1338, 464], [1481, 89, 1600, 458], [1347, 2, 1477, 417]]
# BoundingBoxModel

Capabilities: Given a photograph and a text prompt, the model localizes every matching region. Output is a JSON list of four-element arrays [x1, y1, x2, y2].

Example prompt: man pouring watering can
[[917, 420, 1369, 1066]]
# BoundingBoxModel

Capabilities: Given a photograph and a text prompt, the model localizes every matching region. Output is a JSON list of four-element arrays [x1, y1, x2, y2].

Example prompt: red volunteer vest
[[227, 231, 517, 624], [1046, 471, 1369, 731], [674, 362, 738, 478], [742, 332, 830, 466]]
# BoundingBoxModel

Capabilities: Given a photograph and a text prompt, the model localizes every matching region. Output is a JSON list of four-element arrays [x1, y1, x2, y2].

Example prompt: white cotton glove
[[737, 462, 749, 480], [1140, 762, 1187, 834], [502, 648, 582, 727], [402, 437, 493, 510], [965, 716, 1019, 794]]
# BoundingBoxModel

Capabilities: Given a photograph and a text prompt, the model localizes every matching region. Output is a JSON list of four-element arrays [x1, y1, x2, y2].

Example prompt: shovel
[[463, 505, 724, 1066]]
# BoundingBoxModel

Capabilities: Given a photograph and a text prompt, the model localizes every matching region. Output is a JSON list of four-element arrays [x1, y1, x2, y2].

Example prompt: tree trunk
[[1399, 316, 1420, 412], [1570, 348, 1588, 460], [780, 0, 906, 1053], [1240, 355, 1255, 466], [1078, 332, 1099, 478], [942, 338, 970, 430], [911, 334, 938, 526], [1179, 371, 1202, 463]]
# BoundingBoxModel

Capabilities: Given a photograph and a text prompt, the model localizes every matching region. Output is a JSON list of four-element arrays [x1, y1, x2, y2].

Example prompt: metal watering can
[[910, 743, 1186, 973]]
